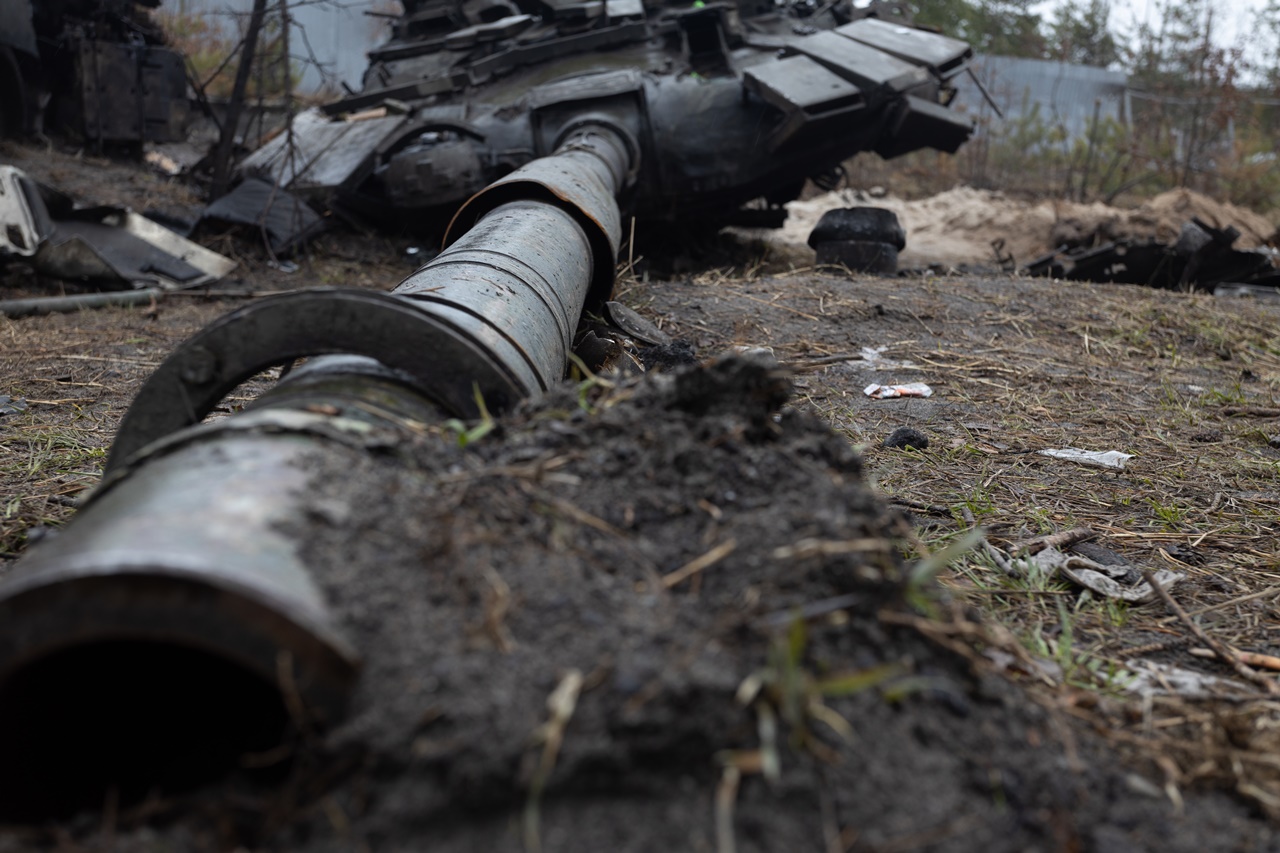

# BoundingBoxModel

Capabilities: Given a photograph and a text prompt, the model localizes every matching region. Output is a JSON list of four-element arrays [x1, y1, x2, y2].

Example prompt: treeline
[[863, 0, 1280, 213]]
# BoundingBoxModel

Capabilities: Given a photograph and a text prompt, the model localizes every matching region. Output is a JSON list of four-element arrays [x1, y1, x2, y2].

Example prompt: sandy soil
[[768, 186, 1279, 268], [3, 141, 1280, 850]]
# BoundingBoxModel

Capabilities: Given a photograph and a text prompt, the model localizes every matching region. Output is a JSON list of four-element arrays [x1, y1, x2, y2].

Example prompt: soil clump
[[1, 358, 1274, 851]]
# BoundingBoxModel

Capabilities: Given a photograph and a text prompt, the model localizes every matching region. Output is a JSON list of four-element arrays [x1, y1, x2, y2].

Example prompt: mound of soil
[[774, 187, 1278, 269], [7, 357, 1271, 851]]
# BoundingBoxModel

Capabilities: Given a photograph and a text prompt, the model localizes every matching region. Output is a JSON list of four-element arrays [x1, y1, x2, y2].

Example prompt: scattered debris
[[199, 179, 326, 256], [1004, 544, 1183, 603], [1025, 217, 1280, 292], [858, 345, 917, 370], [603, 301, 671, 346], [143, 142, 209, 178], [143, 150, 185, 178], [1037, 448, 1133, 470], [0, 396, 29, 416], [864, 382, 933, 399], [0, 166, 236, 291], [1144, 568, 1280, 696], [1058, 550, 1179, 603], [775, 186, 1277, 270], [1125, 659, 1253, 699], [38, 211, 234, 289], [883, 426, 929, 450], [730, 345, 776, 358]]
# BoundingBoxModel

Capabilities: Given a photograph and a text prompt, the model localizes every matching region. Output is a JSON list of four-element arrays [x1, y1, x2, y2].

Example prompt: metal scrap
[[1025, 216, 1280, 292], [199, 178, 326, 256], [0, 166, 235, 290], [1010, 544, 1183, 604]]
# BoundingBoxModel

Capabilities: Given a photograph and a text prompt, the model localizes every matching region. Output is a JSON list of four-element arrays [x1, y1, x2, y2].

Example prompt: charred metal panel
[[200, 178, 326, 255], [781, 30, 930, 101], [875, 94, 972, 158], [240, 109, 410, 193], [75, 41, 188, 143], [743, 55, 865, 151], [836, 18, 972, 77], [1, 165, 236, 288]]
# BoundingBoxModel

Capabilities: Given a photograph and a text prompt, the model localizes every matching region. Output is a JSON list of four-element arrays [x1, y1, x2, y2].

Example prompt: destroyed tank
[[0, 2, 976, 818], [242, 0, 974, 232]]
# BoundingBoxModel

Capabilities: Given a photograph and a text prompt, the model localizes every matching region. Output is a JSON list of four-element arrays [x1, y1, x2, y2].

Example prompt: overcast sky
[[1030, 0, 1277, 75]]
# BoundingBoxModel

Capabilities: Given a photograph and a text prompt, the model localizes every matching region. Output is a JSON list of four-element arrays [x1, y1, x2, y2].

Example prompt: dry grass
[[628, 263, 1280, 814]]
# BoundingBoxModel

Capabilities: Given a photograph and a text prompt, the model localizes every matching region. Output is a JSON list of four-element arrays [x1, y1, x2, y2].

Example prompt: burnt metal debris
[[240, 0, 974, 233], [1024, 217, 1280, 292], [808, 205, 905, 274], [197, 177, 327, 256], [0, 164, 236, 313], [0, 0, 187, 144], [0, 3, 977, 817]]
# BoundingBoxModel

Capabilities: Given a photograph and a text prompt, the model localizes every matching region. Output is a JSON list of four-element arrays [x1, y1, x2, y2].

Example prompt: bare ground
[[3, 142, 1280, 850]]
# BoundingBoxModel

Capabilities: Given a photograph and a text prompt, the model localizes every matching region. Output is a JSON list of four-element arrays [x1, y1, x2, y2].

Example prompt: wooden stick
[[662, 539, 737, 588], [1190, 647, 1280, 673], [1143, 570, 1280, 696], [1010, 526, 1096, 555], [1168, 585, 1280, 623]]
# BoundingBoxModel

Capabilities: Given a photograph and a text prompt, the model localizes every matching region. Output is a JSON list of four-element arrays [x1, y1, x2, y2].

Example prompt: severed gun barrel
[[0, 124, 632, 816], [0, 12, 976, 816]]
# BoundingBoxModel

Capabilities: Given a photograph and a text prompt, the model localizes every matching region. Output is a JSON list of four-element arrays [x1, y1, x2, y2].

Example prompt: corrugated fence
[[952, 55, 1129, 141]]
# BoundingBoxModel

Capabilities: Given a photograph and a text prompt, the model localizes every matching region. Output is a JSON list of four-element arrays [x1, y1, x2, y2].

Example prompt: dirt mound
[[8, 357, 1270, 851], [774, 187, 1278, 269]]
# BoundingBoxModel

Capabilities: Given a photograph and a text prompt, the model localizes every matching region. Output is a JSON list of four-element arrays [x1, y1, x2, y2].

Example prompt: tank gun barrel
[[0, 125, 635, 818]]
